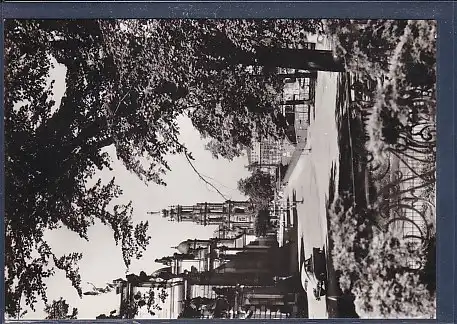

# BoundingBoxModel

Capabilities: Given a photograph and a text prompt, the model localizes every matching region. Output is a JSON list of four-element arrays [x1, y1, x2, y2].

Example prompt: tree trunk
[[254, 46, 345, 72], [224, 46, 344, 72], [203, 34, 345, 72]]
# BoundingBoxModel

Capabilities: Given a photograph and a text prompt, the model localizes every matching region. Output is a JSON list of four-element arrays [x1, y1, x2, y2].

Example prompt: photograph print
[[4, 18, 436, 320]]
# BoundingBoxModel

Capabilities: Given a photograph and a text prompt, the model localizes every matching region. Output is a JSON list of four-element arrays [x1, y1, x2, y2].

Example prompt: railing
[[193, 287, 290, 319], [243, 305, 288, 319], [350, 74, 436, 271]]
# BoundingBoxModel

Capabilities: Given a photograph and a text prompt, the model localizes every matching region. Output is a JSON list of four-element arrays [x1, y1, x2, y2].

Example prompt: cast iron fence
[[350, 74, 436, 271]]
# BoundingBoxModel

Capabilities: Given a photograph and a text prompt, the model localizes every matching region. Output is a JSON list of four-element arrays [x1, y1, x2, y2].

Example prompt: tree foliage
[[96, 309, 119, 320], [178, 296, 231, 319], [120, 287, 169, 318], [323, 19, 436, 163], [44, 297, 78, 320], [328, 194, 436, 318], [254, 209, 271, 237], [238, 169, 275, 208], [204, 138, 245, 161], [323, 20, 436, 319], [5, 18, 329, 317], [352, 235, 435, 319], [4, 19, 152, 318], [88, 272, 169, 319]]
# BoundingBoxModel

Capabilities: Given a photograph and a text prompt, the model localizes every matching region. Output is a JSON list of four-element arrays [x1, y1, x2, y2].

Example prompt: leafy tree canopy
[[322, 19, 436, 163], [44, 297, 78, 320], [96, 309, 119, 320], [86, 273, 169, 319], [5, 18, 326, 317], [238, 169, 275, 208], [254, 209, 271, 237], [329, 194, 436, 318], [178, 296, 231, 319]]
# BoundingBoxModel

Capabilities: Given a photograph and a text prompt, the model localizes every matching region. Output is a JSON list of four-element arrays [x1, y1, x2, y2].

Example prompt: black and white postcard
[[4, 18, 436, 320]]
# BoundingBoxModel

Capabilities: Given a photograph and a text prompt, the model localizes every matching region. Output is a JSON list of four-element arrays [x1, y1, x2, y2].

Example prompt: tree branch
[[175, 97, 217, 116], [169, 135, 229, 201], [183, 153, 229, 201], [112, 90, 132, 117]]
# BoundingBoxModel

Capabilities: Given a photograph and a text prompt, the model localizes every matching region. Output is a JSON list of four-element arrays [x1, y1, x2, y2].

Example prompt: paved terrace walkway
[[281, 36, 341, 319]]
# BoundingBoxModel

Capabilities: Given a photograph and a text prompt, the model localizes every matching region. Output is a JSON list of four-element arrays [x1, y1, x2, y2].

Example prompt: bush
[[325, 19, 436, 318], [420, 236, 436, 294], [324, 20, 436, 164], [353, 229, 435, 319], [238, 169, 275, 209], [329, 193, 375, 292], [353, 271, 435, 319], [329, 194, 436, 318], [324, 19, 436, 83], [254, 208, 270, 237]]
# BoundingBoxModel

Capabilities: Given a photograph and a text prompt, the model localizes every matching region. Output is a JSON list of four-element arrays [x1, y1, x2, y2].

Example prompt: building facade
[[114, 233, 299, 319], [246, 44, 317, 178], [160, 200, 255, 238]]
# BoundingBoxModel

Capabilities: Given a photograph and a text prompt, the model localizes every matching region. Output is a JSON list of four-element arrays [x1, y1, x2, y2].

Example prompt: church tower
[[154, 200, 256, 237]]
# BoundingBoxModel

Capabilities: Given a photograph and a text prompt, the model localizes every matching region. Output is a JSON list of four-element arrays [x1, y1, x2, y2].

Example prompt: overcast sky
[[22, 57, 251, 319]]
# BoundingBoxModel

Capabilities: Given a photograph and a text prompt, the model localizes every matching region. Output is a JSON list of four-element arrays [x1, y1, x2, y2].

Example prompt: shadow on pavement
[[325, 163, 359, 318], [322, 72, 364, 318]]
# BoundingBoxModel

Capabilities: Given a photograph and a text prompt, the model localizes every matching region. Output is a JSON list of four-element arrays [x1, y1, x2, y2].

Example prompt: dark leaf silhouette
[[238, 169, 275, 208], [5, 18, 330, 317], [44, 297, 78, 319]]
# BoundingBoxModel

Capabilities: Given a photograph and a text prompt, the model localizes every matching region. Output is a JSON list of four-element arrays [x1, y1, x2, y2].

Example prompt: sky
[[21, 58, 251, 319]]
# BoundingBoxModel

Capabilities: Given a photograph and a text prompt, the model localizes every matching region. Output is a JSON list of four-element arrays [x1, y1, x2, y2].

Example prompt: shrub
[[353, 271, 435, 319], [353, 229, 436, 318], [238, 169, 275, 209], [254, 208, 270, 237], [324, 20, 436, 165], [329, 193, 375, 292], [329, 194, 436, 318], [326, 19, 436, 319]]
